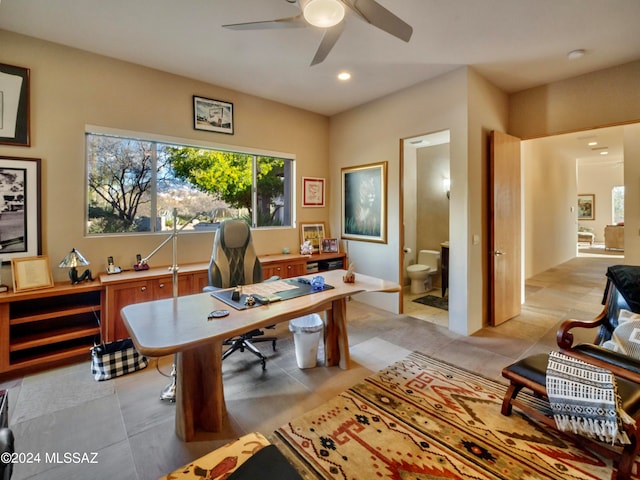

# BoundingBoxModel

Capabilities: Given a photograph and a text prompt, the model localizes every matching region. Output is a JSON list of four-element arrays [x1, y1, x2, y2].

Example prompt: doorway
[[401, 130, 450, 327], [522, 125, 625, 278]]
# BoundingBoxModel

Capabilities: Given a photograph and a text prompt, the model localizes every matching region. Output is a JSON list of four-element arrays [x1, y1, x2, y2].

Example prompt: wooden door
[[489, 131, 522, 326]]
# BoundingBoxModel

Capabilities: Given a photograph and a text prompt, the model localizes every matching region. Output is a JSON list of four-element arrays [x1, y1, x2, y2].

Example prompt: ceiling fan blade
[[223, 14, 306, 30], [342, 0, 412, 42], [310, 21, 345, 66]]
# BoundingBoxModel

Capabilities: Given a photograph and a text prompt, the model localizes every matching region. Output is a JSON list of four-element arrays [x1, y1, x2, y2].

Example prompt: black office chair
[[205, 219, 277, 369]]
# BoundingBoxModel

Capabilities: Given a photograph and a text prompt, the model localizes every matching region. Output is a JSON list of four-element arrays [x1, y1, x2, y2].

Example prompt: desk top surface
[[121, 269, 399, 357]]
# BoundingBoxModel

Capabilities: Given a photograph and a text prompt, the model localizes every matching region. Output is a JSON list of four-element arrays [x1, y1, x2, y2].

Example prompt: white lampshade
[[303, 0, 345, 28]]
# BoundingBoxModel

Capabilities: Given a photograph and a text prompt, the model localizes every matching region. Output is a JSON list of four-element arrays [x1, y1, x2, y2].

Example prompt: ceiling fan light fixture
[[303, 0, 345, 28]]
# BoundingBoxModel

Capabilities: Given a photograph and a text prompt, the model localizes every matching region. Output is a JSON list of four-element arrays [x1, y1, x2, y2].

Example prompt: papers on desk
[[210, 278, 334, 310], [242, 280, 299, 297]]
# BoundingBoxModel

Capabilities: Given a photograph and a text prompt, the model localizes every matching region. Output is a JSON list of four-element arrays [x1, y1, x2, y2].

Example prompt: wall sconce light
[[443, 178, 450, 199], [58, 248, 93, 284]]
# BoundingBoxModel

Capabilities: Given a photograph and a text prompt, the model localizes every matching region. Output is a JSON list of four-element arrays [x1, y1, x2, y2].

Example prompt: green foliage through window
[[86, 132, 293, 234]]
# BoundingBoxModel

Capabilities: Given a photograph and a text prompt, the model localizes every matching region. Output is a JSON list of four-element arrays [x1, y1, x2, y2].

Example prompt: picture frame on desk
[[11, 255, 54, 292], [320, 238, 339, 253], [300, 222, 326, 254], [0, 156, 42, 263]]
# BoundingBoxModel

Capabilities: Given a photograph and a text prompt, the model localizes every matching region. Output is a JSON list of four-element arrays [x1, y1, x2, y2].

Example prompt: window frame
[[84, 125, 296, 236]]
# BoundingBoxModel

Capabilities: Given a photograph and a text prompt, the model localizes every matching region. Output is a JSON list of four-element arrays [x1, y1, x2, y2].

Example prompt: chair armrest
[[556, 309, 608, 349], [561, 344, 640, 384]]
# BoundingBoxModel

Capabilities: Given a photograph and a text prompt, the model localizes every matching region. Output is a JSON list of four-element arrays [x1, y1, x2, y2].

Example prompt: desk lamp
[[59, 248, 93, 284]]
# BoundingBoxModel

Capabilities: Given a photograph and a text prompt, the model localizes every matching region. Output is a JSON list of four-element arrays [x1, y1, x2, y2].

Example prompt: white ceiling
[[1, 0, 638, 161], [1, 0, 639, 117]]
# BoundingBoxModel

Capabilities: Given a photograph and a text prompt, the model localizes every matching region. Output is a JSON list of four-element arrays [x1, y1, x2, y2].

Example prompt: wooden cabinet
[[261, 255, 307, 279], [260, 252, 347, 280], [0, 283, 103, 377], [100, 263, 209, 342]]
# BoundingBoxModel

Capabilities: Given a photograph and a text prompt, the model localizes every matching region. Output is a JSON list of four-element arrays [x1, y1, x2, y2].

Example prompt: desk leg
[[324, 297, 350, 370], [175, 341, 225, 441]]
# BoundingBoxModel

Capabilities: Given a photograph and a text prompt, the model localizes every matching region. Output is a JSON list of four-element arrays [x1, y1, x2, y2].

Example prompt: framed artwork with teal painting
[[341, 161, 387, 243]]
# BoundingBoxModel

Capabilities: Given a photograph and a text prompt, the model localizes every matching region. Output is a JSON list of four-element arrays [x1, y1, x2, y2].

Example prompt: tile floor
[[0, 254, 620, 480]]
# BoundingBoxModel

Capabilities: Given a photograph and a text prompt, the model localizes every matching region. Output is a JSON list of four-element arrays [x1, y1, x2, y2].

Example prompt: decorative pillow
[[160, 432, 271, 480], [602, 309, 640, 359]]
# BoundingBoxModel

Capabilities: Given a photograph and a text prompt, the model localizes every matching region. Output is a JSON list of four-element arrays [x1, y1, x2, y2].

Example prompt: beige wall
[[416, 144, 450, 254], [623, 123, 640, 263], [513, 62, 640, 274], [509, 61, 640, 139], [329, 67, 508, 334], [0, 30, 330, 283], [522, 139, 579, 278], [330, 68, 469, 326]]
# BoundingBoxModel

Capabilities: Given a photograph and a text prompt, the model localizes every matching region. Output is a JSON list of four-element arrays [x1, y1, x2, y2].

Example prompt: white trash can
[[289, 314, 324, 369]]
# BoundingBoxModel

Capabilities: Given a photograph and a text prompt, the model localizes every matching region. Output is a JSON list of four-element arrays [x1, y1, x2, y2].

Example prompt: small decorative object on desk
[[343, 263, 355, 283], [91, 338, 148, 381], [310, 275, 325, 291], [300, 240, 313, 255]]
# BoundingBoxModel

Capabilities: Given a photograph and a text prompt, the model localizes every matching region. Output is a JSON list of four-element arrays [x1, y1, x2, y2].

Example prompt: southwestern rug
[[271, 352, 637, 479], [413, 294, 448, 310]]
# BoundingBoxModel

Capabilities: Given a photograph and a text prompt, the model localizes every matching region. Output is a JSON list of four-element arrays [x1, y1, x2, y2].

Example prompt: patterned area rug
[[271, 352, 636, 479], [413, 294, 448, 310]]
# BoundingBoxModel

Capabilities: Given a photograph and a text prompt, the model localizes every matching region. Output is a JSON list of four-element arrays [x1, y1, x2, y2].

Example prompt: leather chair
[[205, 219, 277, 370]]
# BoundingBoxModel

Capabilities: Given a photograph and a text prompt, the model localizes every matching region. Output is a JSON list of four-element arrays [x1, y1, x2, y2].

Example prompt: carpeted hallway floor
[[0, 255, 619, 480]]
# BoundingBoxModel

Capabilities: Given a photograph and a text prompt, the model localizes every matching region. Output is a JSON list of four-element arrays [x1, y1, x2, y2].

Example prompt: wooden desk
[[121, 269, 399, 441]]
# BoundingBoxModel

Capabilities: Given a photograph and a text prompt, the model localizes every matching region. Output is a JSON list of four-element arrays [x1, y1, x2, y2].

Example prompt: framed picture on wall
[[0, 156, 42, 263], [341, 161, 387, 243], [0, 63, 30, 147], [577, 193, 595, 220], [302, 177, 325, 207], [193, 95, 234, 135]]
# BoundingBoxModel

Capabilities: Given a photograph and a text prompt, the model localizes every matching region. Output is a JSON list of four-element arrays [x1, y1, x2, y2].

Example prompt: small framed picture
[[577, 193, 595, 220], [302, 177, 325, 207], [321, 238, 339, 253], [193, 95, 234, 135], [0, 63, 30, 147], [11, 255, 54, 292], [300, 222, 326, 254]]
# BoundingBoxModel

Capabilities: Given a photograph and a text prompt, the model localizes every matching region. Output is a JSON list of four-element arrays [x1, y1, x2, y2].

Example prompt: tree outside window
[[86, 132, 293, 234]]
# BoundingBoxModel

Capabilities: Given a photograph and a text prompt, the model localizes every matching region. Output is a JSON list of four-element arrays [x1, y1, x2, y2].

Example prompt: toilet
[[407, 250, 440, 294]]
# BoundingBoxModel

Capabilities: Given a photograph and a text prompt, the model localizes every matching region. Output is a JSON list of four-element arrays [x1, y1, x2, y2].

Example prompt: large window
[[86, 131, 293, 235], [612, 185, 624, 224]]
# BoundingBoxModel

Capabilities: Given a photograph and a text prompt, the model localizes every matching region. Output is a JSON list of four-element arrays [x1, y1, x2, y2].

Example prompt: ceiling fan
[[222, 0, 413, 66]]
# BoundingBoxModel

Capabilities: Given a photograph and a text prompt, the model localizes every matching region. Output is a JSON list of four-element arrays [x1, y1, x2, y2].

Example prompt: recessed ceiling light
[[337, 72, 351, 81], [600, 151, 609, 155], [588, 141, 598, 146], [567, 49, 585, 60]]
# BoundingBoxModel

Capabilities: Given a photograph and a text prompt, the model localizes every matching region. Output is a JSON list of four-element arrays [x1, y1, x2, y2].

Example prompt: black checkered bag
[[91, 338, 148, 381]]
